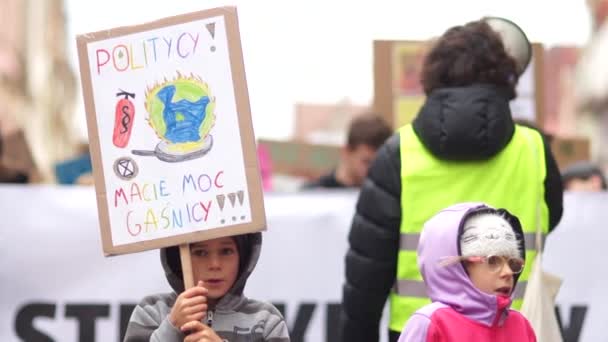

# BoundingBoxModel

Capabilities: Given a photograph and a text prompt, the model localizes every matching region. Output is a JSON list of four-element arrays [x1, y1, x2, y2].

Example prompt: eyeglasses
[[439, 255, 525, 274]]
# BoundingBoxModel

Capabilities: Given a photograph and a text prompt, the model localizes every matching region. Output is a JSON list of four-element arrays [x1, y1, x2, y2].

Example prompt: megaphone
[[484, 17, 532, 76]]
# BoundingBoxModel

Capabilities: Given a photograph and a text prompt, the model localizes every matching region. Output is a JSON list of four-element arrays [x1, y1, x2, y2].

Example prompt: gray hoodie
[[124, 232, 290, 342]]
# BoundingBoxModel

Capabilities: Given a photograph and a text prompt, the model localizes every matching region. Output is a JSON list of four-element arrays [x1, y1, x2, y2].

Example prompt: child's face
[[190, 237, 240, 301], [464, 255, 518, 296]]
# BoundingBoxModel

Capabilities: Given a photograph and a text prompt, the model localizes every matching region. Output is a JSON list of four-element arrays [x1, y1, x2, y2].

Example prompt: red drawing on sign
[[113, 90, 136, 148]]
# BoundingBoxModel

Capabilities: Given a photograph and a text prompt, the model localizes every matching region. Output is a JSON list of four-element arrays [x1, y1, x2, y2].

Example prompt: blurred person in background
[[257, 143, 273, 191], [301, 114, 392, 189], [0, 41, 35, 183], [562, 161, 607, 191], [340, 18, 564, 342]]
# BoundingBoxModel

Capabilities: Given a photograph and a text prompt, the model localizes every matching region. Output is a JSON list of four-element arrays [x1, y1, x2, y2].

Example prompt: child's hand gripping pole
[[179, 244, 195, 289]]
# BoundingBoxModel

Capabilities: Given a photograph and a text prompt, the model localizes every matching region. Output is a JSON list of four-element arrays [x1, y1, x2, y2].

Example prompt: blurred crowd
[[0, 0, 607, 191]]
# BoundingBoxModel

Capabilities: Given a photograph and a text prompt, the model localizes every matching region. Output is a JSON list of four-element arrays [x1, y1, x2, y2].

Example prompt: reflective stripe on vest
[[388, 124, 550, 333]]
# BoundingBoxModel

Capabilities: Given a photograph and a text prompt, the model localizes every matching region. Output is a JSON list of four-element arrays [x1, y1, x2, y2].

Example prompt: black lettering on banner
[[326, 303, 341, 342], [555, 305, 588, 342], [119, 304, 137, 341], [14, 302, 56, 342], [65, 304, 110, 342], [273, 302, 316, 342], [274, 303, 286, 317], [13, 301, 340, 342]]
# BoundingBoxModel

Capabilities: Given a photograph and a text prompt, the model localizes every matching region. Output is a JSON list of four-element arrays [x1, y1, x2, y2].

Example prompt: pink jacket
[[399, 299, 536, 341]]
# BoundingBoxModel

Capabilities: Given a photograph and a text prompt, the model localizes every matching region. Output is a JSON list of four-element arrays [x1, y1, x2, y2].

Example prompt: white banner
[[0, 186, 603, 341], [543, 192, 608, 342]]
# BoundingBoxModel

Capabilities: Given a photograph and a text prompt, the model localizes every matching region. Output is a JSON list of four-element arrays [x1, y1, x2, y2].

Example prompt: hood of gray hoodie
[[412, 84, 515, 161], [160, 232, 262, 309], [418, 203, 526, 326]]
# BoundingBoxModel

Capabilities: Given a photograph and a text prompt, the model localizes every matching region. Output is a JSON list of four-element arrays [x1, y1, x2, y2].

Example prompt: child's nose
[[499, 262, 514, 277], [209, 255, 221, 269]]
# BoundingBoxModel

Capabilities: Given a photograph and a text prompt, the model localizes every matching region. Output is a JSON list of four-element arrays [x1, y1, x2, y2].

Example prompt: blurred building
[[543, 47, 580, 135], [293, 101, 369, 145], [0, 0, 80, 183], [574, 0, 608, 174]]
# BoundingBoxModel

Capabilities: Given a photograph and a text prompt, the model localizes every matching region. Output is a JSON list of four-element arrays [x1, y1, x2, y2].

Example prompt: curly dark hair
[[420, 20, 518, 98]]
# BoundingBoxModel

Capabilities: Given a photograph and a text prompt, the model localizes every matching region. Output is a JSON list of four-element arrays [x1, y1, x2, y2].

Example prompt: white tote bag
[[520, 254, 563, 342], [520, 129, 563, 342]]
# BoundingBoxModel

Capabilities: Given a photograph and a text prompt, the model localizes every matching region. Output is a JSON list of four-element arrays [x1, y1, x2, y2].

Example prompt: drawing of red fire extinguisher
[[112, 89, 136, 148]]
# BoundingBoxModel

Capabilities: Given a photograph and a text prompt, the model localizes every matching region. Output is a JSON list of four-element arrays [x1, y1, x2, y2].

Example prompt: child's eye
[[192, 249, 208, 257], [486, 255, 501, 266], [221, 248, 235, 255], [508, 258, 524, 273]]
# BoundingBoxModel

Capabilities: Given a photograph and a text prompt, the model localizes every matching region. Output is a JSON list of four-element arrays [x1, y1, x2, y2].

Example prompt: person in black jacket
[[339, 18, 564, 342]]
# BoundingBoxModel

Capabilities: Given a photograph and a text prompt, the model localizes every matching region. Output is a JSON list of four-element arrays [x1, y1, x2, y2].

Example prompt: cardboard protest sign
[[76, 7, 265, 256], [373, 40, 545, 129]]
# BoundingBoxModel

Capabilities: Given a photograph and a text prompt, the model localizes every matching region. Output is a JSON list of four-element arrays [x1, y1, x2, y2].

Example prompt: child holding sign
[[124, 232, 290, 341], [398, 203, 536, 342]]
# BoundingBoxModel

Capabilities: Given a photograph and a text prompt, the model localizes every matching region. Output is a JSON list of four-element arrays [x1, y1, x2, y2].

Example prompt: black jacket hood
[[412, 84, 515, 160]]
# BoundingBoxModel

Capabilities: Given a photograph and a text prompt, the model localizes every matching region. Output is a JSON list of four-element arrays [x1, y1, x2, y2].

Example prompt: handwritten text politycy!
[[95, 29, 210, 75]]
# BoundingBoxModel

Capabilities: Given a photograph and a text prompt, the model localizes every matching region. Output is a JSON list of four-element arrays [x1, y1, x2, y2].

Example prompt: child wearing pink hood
[[398, 203, 536, 341]]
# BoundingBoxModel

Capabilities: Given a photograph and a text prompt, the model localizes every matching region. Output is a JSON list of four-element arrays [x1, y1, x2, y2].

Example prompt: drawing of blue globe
[[145, 73, 216, 152]]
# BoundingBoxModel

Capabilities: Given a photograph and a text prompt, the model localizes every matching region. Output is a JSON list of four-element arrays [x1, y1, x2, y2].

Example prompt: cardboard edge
[[75, 6, 238, 43], [224, 9, 267, 235], [75, 35, 114, 255], [104, 224, 266, 256], [531, 43, 546, 129], [373, 40, 395, 129]]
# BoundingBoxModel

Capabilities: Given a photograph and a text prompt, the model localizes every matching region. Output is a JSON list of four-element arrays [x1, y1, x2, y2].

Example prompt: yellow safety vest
[[389, 124, 549, 333]]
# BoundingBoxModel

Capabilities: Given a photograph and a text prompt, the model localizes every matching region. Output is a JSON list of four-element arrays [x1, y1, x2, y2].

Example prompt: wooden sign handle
[[179, 244, 195, 289]]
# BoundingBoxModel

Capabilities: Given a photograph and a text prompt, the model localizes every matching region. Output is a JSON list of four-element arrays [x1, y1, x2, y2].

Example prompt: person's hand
[[169, 281, 208, 329], [181, 321, 223, 342]]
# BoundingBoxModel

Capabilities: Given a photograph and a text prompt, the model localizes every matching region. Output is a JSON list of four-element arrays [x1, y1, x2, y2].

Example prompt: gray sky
[[66, 0, 592, 140]]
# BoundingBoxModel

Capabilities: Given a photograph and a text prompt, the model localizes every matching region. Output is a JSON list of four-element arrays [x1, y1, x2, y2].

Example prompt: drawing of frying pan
[[132, 134, 213, 163]]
